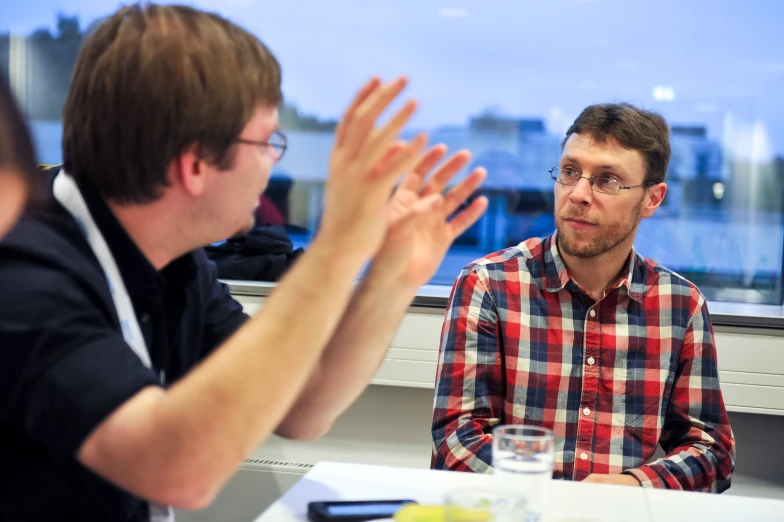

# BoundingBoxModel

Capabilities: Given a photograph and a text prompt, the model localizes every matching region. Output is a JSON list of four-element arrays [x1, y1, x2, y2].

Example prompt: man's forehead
[[245, 105, 279, 133], [564, 132, 625, 152], [562, 133, 644, 169]]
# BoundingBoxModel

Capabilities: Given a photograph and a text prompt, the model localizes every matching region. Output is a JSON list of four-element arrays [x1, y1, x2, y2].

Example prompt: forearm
[[275, 262, 418, 439], [624, 438, 733, 491], [80, 236, 368, 508]]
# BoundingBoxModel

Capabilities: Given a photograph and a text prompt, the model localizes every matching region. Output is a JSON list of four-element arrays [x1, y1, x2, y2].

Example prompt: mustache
[[557, 210, 598, 225]]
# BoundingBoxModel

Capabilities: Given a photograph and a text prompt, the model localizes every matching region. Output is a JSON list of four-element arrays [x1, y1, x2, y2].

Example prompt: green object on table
[[393, 504, 493, 522]]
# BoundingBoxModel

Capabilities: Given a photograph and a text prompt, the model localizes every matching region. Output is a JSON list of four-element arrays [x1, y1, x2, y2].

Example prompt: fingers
[[421, 150, 473, 198], [398, 144, 448, 193], [342, 77, 410, 159], [359, 98, 418, 170], [407, 192, 444, 218], [374, 140, 408, 175], [334, 77, 381, 149], [448, 196, 489, 239], [372, 133, 429, 187], [387, 193, 444, 239], [443, 167, 487, 215]]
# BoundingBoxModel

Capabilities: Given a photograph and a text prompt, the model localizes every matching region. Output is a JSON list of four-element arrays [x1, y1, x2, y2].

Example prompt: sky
[[3, 0, 784, 156]]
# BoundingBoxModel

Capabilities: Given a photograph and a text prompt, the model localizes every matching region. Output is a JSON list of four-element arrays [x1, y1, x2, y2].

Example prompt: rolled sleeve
[[431, 267, 504, 472], [624, 465, 665, 488]]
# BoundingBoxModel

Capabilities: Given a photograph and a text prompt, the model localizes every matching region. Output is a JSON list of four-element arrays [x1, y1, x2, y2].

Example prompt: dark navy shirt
[[0, 178, 249, 521]]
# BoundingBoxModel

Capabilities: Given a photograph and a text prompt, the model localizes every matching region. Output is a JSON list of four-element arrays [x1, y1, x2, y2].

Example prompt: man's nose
[[569, 176, 594, 206]]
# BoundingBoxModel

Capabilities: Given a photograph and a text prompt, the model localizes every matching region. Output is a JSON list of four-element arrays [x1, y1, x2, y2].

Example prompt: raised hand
[[316, 77, 429, 262], [369, 145, 489, 290]]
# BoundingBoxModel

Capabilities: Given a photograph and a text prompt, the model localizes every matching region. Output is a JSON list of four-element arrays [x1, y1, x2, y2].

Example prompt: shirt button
[[580, 452, 588, 461], [587, 356, 596, 366], [589, 309, 596, 318], [140, 313, 150, 323], [583, 407, 591, 416]]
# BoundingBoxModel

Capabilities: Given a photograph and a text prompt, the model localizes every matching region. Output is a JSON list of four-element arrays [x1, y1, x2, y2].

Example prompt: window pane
[[2, 0, 782, 303]]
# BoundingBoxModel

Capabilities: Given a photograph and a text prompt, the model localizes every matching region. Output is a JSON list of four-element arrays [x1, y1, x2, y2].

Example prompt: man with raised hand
[[0, 4, 487, 521]]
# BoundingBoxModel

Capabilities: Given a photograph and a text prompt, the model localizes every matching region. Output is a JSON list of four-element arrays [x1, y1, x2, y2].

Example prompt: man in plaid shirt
[[432, 103, 735, 492]]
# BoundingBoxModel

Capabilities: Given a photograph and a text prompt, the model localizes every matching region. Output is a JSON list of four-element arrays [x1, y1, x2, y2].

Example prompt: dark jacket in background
[[205, 225, 304, 282]]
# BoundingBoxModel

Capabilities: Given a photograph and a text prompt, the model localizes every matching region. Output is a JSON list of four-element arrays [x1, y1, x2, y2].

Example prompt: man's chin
[[235, 224, 255, 239], [561, 241, 600, 259], [557, 227, 602, 259], [228, 217, 255, 239]]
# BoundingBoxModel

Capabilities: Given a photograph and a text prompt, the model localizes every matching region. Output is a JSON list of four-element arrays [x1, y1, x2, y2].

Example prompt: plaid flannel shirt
[[431, 233, 735, 492]]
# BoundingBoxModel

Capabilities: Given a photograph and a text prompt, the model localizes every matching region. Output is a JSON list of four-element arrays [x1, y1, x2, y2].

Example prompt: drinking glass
[[492, 426, 555, 522]]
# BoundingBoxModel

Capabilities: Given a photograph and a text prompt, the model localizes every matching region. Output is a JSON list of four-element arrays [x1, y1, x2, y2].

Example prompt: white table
[[253, 462, 784, 522]]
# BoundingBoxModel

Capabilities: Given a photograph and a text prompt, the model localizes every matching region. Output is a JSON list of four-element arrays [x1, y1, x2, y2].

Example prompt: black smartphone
[[307, 499, 417, 522]]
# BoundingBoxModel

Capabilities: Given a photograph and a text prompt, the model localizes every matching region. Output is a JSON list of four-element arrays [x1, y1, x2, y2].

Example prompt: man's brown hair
[[563, 103, 671, 185], [63, 3, 282, 203]]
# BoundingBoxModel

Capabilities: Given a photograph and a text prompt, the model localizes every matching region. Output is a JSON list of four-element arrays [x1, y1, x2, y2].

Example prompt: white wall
[[237, 296, 784, 416]]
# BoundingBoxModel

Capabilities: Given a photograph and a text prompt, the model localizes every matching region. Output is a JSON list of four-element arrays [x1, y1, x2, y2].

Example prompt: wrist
[[363, 262, 420, 302], [620, 470, 644, 487], [366, 257, 407, 284], [308, 232, 373, 272], [366, 242, 431, 292], [623, 467, 656, 488]]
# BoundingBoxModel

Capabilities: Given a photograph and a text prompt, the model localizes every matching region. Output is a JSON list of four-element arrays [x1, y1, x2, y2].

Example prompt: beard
[[555, 197, 643, 259]]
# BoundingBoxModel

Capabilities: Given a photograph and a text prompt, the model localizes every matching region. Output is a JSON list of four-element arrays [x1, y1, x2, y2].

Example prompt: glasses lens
[[593, 179, 620, 195], [555, 168, 580, 185], [269, 131, 285, 147], [270, 131, 286, 160]]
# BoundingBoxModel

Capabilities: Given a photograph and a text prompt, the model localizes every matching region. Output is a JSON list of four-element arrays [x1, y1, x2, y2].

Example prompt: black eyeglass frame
[[235, 130, 288, 162]]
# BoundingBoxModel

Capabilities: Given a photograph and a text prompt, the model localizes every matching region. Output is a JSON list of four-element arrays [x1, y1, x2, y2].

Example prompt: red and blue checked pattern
[[431, 233, 735, 492]]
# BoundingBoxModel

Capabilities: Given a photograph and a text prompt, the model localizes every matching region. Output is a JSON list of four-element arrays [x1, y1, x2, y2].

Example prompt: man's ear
[[171, 143, 206, 197], [641, 182, 667, 218]]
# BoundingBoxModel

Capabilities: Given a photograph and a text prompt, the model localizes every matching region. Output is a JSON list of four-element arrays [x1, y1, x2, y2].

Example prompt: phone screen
[[326, 502, 406, 516]]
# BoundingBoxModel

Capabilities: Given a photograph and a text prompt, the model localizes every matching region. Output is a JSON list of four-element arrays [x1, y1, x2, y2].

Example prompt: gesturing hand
[[369, 144, 488, 289], [316, 77, 429, 262]]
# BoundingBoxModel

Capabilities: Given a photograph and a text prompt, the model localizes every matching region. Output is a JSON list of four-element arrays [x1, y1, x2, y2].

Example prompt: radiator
[[175, 459, 313, 522], [241, 458, 315, 475]]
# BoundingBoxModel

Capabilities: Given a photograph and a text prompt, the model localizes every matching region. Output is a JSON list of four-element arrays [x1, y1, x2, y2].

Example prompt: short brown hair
[[63, 3, 282, 203], [563, 103, 671, 185]]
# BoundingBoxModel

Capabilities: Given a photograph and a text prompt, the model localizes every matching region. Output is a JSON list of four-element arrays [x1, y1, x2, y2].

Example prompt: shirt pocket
[[618, 346, 667, 444]]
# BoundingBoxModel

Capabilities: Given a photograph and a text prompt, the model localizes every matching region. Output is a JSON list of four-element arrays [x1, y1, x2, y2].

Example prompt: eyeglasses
[[235, 130, 288, 162], [549, 167, 654, 196]]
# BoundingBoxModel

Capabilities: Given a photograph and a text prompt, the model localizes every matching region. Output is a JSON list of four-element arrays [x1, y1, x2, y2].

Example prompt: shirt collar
[[77, 181, 197, 296], [78, 181, 163, 297], [543, 232, 646, 303]]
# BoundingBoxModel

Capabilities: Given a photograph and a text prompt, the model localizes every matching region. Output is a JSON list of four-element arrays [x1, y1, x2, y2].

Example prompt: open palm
[[373, 145, 488, 289]]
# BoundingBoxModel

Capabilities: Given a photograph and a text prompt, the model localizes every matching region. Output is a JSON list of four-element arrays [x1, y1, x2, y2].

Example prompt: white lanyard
[[53, 171, 174, 522]]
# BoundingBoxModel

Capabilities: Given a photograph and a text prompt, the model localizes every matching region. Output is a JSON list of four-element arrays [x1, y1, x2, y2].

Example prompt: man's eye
[[598, 177, 619, 185]]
